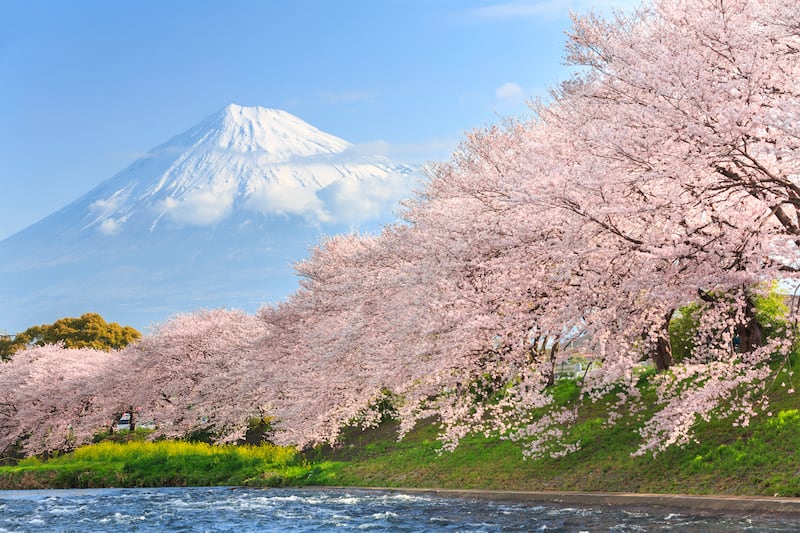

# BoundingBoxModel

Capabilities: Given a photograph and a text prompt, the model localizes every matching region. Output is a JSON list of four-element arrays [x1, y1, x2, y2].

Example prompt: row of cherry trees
[[2, 0, 799, 458]]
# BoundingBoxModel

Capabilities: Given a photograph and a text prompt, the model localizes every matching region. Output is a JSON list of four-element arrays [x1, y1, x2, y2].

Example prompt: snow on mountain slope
[[59, 103, 414, 235], [0, 104, 419, 333]]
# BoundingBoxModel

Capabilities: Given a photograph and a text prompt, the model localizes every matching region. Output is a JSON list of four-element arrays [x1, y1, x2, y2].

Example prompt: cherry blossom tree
[[0, 344, 116, 456], [327, 0, 800, 457], [111, 309, 271, 444], [536, 0, 799, 453], [3, 0, 799, 460], [1, 309, 274, 456]]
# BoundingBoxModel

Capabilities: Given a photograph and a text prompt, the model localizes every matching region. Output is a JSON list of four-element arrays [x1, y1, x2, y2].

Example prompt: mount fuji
[[0, 104, 418, 333]]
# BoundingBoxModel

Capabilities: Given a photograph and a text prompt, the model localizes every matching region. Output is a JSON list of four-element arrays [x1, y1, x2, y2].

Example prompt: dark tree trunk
[[698, 287, 764, 353], [735, 293, 763, 352], [650, 309, 675, 372], [527, 336, 543, 365], [546, 336, 560, 387]]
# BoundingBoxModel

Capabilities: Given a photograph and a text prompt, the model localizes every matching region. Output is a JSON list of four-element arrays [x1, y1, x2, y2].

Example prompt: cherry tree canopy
[[2, 0, 799, 459]]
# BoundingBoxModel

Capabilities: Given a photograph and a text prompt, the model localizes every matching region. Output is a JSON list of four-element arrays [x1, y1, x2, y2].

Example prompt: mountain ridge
[[0, 105, 418, 333]]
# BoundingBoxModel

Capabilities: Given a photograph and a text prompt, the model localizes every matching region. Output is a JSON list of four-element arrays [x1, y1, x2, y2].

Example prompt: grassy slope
[[310, 378, 800, 497], [3, 376, 800, 495]]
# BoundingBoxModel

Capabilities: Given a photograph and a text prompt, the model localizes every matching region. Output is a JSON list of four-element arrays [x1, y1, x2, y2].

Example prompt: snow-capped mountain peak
[[50, 104, 418, 234], [0, 105, 419, 333], [187, 104, 352, 159]]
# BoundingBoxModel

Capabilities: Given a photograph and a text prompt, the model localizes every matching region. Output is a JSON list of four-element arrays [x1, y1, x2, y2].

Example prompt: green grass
[[0, 440, 337, 489], [308, 375, 800, 496], [4, 366, 800, 495]]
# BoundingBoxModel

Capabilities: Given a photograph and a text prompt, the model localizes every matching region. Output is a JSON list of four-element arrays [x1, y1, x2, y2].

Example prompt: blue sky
[[0, 0, 639, 241]]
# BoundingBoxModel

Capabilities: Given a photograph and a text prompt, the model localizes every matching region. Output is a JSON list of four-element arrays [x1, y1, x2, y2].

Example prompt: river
[[0, 486, 797, 532]]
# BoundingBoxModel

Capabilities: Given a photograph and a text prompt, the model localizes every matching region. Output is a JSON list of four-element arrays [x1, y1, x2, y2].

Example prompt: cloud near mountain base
[[316, 172, 418, 224], [149, 171, 417, 228], [244, 181, 328, 221], [160, 190, 236, 226]]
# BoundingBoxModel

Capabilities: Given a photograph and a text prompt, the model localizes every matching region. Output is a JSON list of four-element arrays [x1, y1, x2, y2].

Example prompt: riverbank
[[0, 440, 332, 490], [3, 378, 800, 497], [306, 379, 800, 497], [4, 407, 800, 498], [319, 486, 800, 514]]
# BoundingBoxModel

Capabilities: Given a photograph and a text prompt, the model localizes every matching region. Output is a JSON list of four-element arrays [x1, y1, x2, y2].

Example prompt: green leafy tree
[[0, 313, 140, 361], [669, 283, 789, 362], [0, 334, 16, 362], [752, 284, 790, 341]]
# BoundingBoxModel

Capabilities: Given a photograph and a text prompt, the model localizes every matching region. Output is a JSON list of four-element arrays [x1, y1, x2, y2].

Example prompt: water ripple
[[0, 487, 797, 532]]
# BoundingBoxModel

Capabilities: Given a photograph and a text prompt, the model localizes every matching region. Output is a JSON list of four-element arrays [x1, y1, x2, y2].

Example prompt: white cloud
[[89, 198, 119, 217], [343, 139, 457, 165], [496, 82, 525, 102], [244, 169, 418, 226], [89, 185, 134, 218], [88, 187, 135, 235], [98, 218, 123, 236], [316, 172, 418, 224], [160, 190, 235, 226], [149, 141, 425, 227], [244, 181, 330, 222]]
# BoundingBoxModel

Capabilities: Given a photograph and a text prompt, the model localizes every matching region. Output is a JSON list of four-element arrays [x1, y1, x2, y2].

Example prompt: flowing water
[[0, 486, 797, 532]]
